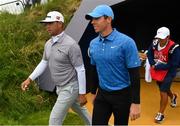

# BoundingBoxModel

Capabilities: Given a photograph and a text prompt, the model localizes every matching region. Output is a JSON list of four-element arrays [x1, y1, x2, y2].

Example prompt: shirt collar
[[99, 28, 117, 42], [51, 31, 64, 44]]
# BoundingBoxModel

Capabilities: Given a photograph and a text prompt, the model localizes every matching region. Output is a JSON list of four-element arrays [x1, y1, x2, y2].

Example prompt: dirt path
[[85, 79, 180, 125]]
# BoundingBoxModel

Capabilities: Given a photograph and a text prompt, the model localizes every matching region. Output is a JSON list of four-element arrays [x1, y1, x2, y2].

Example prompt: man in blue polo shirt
[[85, 4, 141, 125]]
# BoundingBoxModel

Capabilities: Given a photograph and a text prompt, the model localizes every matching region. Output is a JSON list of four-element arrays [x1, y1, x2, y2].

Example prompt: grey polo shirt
[[42, 32, 83, 86]]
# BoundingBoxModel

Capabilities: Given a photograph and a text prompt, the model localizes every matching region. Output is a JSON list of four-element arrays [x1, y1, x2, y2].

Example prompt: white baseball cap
[[40, 11, 64, 23], [155, 27, 170, 39]]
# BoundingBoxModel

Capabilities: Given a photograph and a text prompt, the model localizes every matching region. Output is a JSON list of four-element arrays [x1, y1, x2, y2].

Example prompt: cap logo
[[56, 16, 60, 20], [47, 16, 51, 18]]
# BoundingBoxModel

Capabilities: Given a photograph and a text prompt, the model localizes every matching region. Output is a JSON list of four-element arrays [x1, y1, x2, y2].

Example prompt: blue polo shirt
[[89, 29, 141, 91]]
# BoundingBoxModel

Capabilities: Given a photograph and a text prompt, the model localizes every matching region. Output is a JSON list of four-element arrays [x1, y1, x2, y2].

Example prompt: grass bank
[[0, 0, 83, 124]]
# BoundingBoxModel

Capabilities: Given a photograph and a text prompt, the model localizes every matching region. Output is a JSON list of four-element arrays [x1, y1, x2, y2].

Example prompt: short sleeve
[[69, 43, 83, 67], [125, 39, 141, 68], [42, 50, 47, 61], [89, 44, 96, 65], [42, 40, 51, 61]]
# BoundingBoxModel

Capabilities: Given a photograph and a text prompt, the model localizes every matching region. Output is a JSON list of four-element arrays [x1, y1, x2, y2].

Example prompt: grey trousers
[[49, 81, 91, 125]]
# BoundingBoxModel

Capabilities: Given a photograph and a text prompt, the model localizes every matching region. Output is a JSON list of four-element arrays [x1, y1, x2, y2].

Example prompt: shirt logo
[[111, 46, 118, 49]]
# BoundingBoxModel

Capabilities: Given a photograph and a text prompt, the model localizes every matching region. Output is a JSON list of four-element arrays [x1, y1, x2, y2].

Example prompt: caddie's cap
[[155, 27, 170, 39]]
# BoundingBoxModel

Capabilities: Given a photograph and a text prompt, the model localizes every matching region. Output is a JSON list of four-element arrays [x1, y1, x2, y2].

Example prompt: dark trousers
[[92, 87, 131, 125]]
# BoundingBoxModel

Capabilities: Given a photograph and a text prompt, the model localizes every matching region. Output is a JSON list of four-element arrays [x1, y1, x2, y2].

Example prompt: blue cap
[[85, 4, 114, 20]]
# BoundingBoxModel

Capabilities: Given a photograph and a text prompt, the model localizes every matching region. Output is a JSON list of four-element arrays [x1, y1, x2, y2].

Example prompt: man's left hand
[[78, 94, 87, 106], [129, 103, 141, 121]]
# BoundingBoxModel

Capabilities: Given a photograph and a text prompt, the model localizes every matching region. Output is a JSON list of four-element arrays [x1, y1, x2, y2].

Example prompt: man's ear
[[107, 17, 112, 24]]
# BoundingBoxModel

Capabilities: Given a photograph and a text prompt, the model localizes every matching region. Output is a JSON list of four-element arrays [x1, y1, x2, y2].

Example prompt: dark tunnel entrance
[[78, 0, 180, 91], [112, 0, 180, 50]]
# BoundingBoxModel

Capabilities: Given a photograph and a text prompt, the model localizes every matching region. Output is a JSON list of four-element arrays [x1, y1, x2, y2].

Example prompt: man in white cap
[[21, 11, 91, 125], [147, 26, 180, 123]]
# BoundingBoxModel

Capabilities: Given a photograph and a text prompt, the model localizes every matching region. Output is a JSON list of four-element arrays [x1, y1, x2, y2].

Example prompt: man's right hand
[[21, 78, 32, 91], [91, 94, 96, 105], [139, 52, 147, 61]]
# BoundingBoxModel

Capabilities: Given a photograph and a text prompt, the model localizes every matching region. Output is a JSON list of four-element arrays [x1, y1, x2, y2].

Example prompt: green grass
[[0, 0, 83, 125], [0, 110, 84, 125], [0, 114, 18, 125]]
